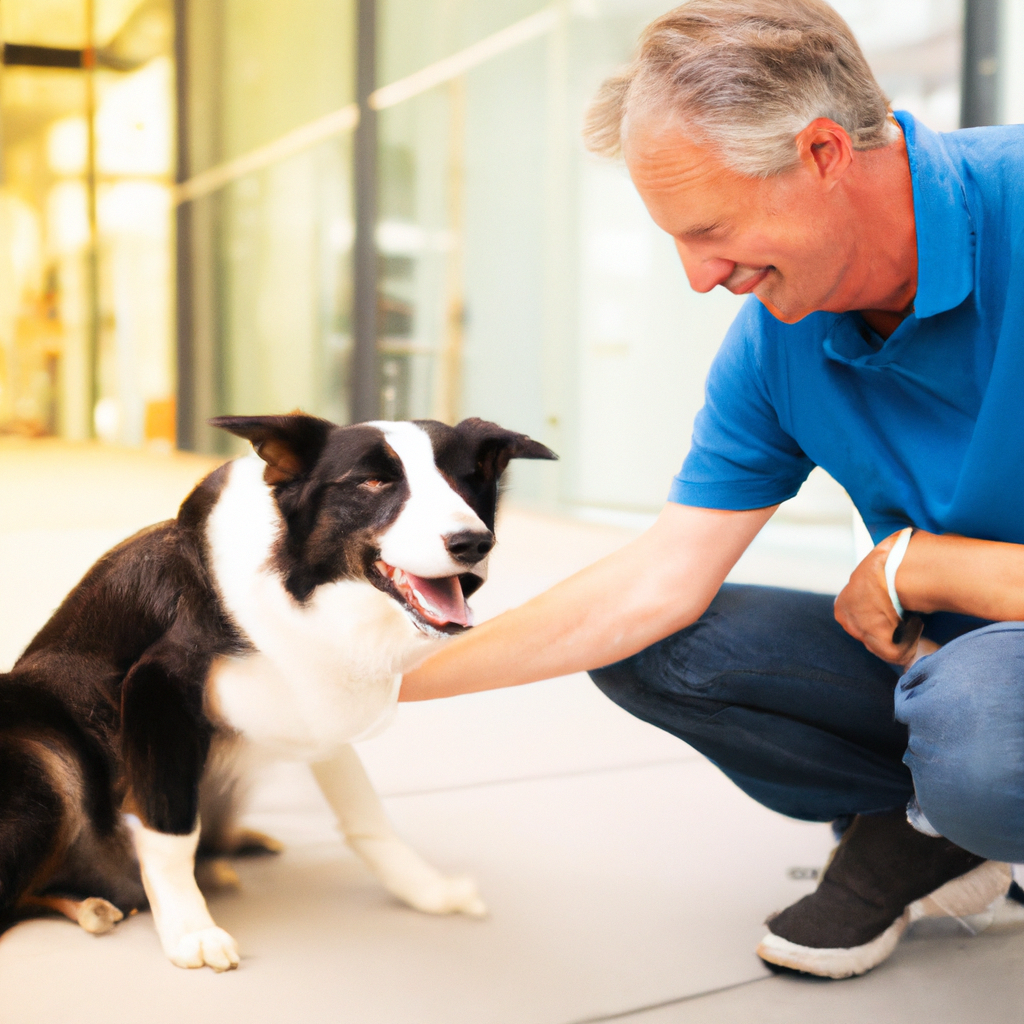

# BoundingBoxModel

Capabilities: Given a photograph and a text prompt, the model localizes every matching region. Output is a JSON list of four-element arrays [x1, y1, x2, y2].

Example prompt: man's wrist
[[884, 527, 914, 617], [893, 530, 941, 614]]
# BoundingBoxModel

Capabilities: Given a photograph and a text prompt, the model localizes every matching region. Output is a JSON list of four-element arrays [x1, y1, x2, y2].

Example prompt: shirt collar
[[896, 110, 975, 318]]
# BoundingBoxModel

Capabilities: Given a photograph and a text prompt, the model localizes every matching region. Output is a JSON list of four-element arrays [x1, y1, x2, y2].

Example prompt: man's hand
[[399, 502, 776, 701], [834, 529, 923, 665]]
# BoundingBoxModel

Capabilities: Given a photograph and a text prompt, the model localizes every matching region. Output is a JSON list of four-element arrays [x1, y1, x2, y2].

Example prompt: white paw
[[77, 897, 124, 935], [169, 926, 240, 972], [402, 874, 488, 918]]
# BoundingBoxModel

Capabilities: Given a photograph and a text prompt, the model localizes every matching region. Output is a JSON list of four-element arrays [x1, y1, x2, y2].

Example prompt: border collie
[[0, 413, 555, 971]]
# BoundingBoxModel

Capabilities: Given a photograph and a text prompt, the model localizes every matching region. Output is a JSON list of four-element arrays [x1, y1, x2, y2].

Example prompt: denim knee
[[896, 623, 1024, 862], [589, 655, 650, 717]]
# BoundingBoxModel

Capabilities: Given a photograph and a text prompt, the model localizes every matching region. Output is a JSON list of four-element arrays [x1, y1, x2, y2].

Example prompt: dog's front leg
[[312, 746, 486, 916], [130, 820, 240, 971], [121, 640, 239, 971]]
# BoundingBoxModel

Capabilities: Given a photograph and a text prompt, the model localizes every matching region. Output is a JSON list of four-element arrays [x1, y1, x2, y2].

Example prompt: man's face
[[624, 117, 856, 323]]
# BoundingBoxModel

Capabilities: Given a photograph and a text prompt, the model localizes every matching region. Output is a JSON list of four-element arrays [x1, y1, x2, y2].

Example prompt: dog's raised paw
[[170, 926, 240, 972], [77, 897, 124, 935]]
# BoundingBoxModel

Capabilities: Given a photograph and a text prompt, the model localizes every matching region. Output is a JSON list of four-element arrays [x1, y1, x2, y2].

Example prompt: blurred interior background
[[0, 0, 1021, 520]]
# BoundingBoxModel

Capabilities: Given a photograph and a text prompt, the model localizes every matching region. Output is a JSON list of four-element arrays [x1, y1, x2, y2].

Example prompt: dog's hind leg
[[22, 894, 124, 934], [198, 735, 282, 860], [312, 746, 486, 917], [0, 739, 68, 931]]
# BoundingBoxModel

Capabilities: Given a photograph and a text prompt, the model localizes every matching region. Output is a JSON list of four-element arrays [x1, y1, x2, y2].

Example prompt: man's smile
[[724, 265, 772, 295]]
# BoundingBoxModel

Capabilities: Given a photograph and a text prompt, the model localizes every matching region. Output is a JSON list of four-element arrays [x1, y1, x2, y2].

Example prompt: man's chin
[[755, 289, 817, 325]]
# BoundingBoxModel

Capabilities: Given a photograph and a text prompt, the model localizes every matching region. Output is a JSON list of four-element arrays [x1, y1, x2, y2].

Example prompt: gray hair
[[583, 0, 898, 177]]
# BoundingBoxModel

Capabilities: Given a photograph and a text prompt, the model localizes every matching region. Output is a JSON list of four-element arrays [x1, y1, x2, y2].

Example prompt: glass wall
[[0, 0, 175, 446], [176, 0, 355, 454], [366, 0, 968, 513], [174, 0, 974, 513]]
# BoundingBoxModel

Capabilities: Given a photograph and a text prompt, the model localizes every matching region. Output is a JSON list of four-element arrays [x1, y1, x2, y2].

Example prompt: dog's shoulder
[[17, 461, 244, 676]]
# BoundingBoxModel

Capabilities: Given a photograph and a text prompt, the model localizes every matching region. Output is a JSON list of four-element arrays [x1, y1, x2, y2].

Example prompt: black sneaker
[[757, 809, 1010, 978]]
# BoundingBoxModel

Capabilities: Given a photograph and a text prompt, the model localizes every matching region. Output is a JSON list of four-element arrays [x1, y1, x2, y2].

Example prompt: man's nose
[[675, 241, 736, 293]]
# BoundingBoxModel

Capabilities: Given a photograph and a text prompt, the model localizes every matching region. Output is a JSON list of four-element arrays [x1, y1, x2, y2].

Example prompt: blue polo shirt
[[670, 111, 1024, 545]]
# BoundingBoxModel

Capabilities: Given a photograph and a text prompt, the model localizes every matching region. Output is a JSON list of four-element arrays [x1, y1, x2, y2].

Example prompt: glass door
[[0, 0, 175, 446]]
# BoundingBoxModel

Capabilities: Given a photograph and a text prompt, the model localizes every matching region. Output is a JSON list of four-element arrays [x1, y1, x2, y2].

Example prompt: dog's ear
[[210, 414, 333, 485], [455, 417, 558, 479]]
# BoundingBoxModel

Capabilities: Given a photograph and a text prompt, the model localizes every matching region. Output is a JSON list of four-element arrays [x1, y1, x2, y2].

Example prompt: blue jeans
[[590, 584, 1024, 862]]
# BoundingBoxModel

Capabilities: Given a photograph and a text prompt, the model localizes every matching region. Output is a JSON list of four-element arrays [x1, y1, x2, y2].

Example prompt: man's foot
[[757, 809, 1010, 979]]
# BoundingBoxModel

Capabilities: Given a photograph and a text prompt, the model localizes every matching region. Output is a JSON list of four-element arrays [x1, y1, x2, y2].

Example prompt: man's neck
[[843, 130, 919, 334], [860, 302, 914, 340]]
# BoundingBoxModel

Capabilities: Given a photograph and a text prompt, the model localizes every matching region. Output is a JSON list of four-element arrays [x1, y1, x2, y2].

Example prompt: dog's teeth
[[411, 589, 441, 617], [393, 569, 404, 584]]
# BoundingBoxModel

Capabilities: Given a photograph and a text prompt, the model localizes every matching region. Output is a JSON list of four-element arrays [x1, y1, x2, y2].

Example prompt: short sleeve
[[669, 299, 814, 509]]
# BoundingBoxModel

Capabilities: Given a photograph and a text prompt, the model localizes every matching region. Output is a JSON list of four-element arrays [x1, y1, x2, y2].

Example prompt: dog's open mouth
[[373, 560, 479, 633]]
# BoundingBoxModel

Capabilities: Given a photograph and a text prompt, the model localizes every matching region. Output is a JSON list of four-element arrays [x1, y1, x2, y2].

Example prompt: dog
[[0, 413, 555, 970]]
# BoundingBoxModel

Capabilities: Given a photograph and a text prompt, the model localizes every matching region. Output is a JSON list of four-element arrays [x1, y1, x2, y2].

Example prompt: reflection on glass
[[0, 0, 174, 445]]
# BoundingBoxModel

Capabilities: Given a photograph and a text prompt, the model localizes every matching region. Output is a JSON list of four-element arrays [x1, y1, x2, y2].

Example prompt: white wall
[[1003, 0, 1024, 124]]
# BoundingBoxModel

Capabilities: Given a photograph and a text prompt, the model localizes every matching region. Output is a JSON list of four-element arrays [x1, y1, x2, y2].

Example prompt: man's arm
[[835, 530, 1024, 664], [399, 502, 776, 701]]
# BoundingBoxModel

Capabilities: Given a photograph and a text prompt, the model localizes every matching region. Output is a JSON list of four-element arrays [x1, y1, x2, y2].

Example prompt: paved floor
[[1, 439, 1021, 1023]]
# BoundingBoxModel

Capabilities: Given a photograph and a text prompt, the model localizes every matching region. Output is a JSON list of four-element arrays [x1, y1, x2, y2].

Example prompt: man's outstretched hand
[[834, 529, 923, 666]]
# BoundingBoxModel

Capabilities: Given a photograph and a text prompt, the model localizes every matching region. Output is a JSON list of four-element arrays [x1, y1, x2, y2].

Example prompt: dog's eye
[[358, 478, 388, 492]]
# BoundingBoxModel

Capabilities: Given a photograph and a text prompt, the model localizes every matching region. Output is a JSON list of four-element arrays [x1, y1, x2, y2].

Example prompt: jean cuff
[[907, 796, 942, 837]]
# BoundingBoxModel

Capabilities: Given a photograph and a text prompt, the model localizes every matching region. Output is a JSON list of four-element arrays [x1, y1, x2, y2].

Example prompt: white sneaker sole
[[756, 860, 1012, 979]]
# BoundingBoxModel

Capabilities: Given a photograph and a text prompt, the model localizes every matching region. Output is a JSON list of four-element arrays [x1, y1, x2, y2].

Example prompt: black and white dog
[[0, 414, 555, 970]]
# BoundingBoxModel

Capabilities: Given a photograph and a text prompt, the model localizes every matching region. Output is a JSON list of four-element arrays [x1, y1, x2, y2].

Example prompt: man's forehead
[[624, 122, 719, 187], [624, 120, 748, 234]]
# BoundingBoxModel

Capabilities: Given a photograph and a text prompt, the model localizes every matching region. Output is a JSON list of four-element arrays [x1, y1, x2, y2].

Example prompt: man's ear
[[456, 417, 558, 478], [209, 413, 333, 485]]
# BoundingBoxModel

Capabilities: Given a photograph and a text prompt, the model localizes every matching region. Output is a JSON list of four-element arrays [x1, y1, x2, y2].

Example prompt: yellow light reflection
[[97, 57, 172, 176], [47, 116, 88, 176], [46, 180, 90, 254]]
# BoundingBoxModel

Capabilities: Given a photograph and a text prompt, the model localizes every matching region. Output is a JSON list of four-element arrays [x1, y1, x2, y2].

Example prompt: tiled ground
[[1, 439, 1021, 1023]]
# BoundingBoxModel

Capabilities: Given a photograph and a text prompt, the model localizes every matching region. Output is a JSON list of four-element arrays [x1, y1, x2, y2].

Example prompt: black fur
[[0, 414, 555, 933]]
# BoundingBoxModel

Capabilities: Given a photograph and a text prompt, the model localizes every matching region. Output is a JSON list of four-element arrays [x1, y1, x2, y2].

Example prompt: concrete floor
[[1, 438, 1022, 1023]]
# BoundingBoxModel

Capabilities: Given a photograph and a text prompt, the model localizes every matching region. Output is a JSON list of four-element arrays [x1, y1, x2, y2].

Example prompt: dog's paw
[[403, 874, 488, 918], [77, 897, 124, 935], [195, 858, 242, 891], [227, 828, 284, 856], [169, 926, 240, 972]]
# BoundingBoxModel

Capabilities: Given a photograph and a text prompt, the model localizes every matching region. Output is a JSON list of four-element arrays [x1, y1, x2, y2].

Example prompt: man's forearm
[[898, 531, 1024, 621], [399, 503, 775, 701]]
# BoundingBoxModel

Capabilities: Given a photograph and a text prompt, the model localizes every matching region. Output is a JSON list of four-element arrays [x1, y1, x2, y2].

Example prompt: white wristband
[[884, 527, 914, 619]]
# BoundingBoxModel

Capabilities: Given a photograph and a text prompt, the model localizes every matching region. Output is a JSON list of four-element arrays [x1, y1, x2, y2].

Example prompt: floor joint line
[[561, 975, 772, 1024], [380, 755, 699, 800]]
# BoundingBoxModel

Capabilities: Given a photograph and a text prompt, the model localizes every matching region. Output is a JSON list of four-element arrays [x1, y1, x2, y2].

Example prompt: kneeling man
[[402, 0, 1024, 979]]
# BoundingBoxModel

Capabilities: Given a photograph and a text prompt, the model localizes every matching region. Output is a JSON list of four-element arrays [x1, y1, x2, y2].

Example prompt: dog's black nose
[[444, 530, 494, 564]]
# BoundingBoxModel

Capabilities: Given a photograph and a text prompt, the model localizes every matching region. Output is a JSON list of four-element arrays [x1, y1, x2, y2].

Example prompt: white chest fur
[[205, 456, 441, 760]]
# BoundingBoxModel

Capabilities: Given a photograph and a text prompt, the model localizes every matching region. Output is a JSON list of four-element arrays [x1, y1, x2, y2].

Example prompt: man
[[401, 0, 1024, 979]]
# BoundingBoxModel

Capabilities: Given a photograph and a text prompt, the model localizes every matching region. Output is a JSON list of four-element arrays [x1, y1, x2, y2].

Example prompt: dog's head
[[210, 414, 556, 636]]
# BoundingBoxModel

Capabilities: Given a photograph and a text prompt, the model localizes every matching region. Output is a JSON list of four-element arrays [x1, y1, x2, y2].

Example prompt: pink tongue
[[405, 573, 472, 627]]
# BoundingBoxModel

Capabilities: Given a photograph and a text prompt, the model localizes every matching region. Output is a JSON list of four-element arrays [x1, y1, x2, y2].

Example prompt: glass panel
[[93, 29, 176, 447], [376, 84, 463, 422], [374, 0, 965, 513], [0, 0, 176, 445], [181, 0, 356, 453], [379, 0, 547, 88], [836, 0, 963, 131], [1, 0, 88, 48], [0, 41, 89, 435], [219, 0, 356, 163], [218, 135, 354, 426]]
